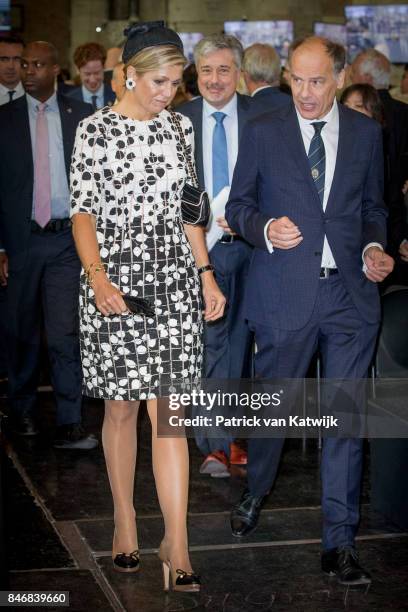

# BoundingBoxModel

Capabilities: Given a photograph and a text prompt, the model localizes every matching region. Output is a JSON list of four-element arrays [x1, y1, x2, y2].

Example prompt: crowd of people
[[0, 20, 407, 592]]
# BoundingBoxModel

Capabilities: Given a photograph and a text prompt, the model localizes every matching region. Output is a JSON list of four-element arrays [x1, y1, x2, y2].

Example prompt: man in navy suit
[[242, 43, 291, 114], [226, 37, 394, 585], [68, 42, 115, 111], [0, 41, 97, 449], [178, 34, 253, 476]]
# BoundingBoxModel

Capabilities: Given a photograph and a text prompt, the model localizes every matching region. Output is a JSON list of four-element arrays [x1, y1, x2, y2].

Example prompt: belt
[[319, 267, 338, 279], [219, 234, 242, 244], [30, 219, 72, 234]]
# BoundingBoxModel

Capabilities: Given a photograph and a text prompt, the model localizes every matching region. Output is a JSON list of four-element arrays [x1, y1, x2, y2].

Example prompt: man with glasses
[[0, 41, 97, 449], [0, 35, 24, 106]]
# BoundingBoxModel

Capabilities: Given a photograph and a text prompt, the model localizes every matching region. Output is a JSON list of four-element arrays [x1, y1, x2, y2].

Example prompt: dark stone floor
[[1, 393, 408, 611]]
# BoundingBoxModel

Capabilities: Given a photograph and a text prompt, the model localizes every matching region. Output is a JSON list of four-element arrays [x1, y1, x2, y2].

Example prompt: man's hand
[[364, 246, 394, 282], [216, 216, 236, 236], [0, 252, 8, 287], [399, 241, 408, 263], [267, 216, 303, 249]]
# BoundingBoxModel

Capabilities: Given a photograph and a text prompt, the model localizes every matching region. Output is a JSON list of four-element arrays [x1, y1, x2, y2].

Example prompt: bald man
[[0, 42, 97, 448]]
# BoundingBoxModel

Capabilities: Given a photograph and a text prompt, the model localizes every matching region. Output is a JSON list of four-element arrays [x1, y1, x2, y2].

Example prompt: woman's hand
[[92, 274, 128, 316], [201, 272, 226, 322]]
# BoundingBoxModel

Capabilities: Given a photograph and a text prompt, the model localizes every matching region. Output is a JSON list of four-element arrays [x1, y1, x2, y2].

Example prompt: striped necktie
[[308, 121, 326, 205]]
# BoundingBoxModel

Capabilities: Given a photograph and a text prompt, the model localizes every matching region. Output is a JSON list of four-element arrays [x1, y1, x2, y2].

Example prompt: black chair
[[370, 288, 408, 529]]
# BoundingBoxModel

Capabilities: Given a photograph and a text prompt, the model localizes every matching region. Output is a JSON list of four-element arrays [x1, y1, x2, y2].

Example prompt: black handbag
[[170, 111, 211, 227]]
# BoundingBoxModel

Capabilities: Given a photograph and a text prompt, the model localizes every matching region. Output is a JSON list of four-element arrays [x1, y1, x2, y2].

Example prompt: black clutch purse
[[170, 111, 210, 227], [123, 295, 155, 317]]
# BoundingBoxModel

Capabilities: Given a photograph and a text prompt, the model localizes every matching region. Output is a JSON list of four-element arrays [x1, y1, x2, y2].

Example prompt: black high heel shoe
[[113, 550, 140, 573], [158, 552, 200, 592]]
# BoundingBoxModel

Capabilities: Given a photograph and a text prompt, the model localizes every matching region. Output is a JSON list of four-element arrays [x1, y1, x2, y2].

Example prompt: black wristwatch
[[197, 264, 214, 275]]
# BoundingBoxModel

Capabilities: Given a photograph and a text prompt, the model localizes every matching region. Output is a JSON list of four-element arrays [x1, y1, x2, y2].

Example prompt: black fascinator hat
[[123, 21, 184, 63]]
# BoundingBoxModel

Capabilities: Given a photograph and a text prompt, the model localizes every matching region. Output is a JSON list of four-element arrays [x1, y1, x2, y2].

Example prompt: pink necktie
[[34, 103, 51, 227]]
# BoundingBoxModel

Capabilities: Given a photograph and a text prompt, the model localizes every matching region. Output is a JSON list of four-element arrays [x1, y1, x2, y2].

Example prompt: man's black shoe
[[53, 423, 98, 450], [321, 546, 372, 585], [13, 413, 38, 436], [230, 489, 265, 537]]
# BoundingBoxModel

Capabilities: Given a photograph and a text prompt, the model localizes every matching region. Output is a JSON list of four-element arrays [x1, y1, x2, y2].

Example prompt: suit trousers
[[248, 272, 379, 550], [195, 239, 253, 457], [7, 227, 82, 425]]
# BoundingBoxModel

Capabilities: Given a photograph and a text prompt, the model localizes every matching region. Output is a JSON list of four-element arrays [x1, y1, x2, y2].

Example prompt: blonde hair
[[125, 44, 186, 75]]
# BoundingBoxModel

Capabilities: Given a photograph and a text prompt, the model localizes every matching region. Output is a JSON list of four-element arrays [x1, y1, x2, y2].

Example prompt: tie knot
[[212, 111, 226, 124], [37, 102, 47, 113], [311, 121, 326, 135]]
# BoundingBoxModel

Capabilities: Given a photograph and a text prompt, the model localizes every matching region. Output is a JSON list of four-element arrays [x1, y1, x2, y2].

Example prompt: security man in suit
[[242, 43, 291, 114], [0, 41, 97, 449], [226, 37, 394, 585]]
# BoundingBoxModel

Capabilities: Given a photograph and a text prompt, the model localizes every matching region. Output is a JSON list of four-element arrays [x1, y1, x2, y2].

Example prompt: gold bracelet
[[85, 262, 106, 285]]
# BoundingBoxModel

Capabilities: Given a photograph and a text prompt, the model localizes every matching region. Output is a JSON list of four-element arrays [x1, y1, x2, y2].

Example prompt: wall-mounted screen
[[314, 22, 347, 46], [345, 5, 408, 63], [224, 20, 294, 60], [178, 32, 204, 63], [0, 0, 11, 31]]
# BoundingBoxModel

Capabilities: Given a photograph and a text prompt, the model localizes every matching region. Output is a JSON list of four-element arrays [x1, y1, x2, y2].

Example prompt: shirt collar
[[203, 93, 237, 119], [82, 84, 104, 101], [251, 85, 272, 97], [26, 91, 58, 112], [0, 81, 24, 96], [295, 98, 338, 131]]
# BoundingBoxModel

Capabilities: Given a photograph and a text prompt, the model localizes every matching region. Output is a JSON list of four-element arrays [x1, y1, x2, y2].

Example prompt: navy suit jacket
[[249, 86, 291, 116], [225, 102, 387, 330], [0, 94, 92, 265], [177, 93, 253, 190], [67, 84, 115, 108]]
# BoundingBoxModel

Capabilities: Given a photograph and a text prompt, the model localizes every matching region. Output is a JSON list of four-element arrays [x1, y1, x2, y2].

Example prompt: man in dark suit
[[351, 49, 408, 277], [178, 34, 253, 476], [0, 41, 97, 449], [226, 37, 394, 584], [242, 43, 291, 114], [68, 42, 115, 111]]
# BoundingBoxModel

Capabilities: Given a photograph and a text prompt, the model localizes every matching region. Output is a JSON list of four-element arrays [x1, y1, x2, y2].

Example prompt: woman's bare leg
[[147, 398, 193, 573], [102, 400, 140, 555]]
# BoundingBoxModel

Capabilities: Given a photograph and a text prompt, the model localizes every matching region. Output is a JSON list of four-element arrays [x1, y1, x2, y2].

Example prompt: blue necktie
[[212, 111, 229, 198], [308, 121, 326, 205]]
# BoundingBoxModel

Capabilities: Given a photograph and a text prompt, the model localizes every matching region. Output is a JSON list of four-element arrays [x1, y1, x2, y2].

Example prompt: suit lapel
[[325, 104, 355, 214], [57, 94, 76, 179], [279, 104, 322, 210], [192, 99, 204, 188], [237, 93, 251, 141], [11, 96, 34, 184]]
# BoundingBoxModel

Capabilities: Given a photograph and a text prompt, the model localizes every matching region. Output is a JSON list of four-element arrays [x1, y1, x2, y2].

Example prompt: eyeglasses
[[0, 56, 22, 64]]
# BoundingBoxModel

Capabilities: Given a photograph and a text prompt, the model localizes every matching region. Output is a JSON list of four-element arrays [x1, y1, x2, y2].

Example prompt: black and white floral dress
[[70, 107, 203, 400]]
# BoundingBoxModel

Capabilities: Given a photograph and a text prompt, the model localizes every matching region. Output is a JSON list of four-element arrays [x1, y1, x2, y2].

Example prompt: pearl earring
[[126, 77, 136, 90]]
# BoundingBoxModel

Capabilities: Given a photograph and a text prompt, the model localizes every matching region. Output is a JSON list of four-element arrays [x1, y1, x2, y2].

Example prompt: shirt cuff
[[264, 218, 275, 253], [362, 242, 383, 273]]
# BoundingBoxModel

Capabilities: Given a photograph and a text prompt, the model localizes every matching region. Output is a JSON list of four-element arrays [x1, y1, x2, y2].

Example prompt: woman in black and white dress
[[70, 22, 225, 591]]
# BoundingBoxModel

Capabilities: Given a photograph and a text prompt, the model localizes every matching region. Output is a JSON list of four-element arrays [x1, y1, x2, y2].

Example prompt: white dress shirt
[[296, 100, 338, 268], [0, 81, 24, 106], [202, 94, 239, 202], [81, 83, 104, 109]]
